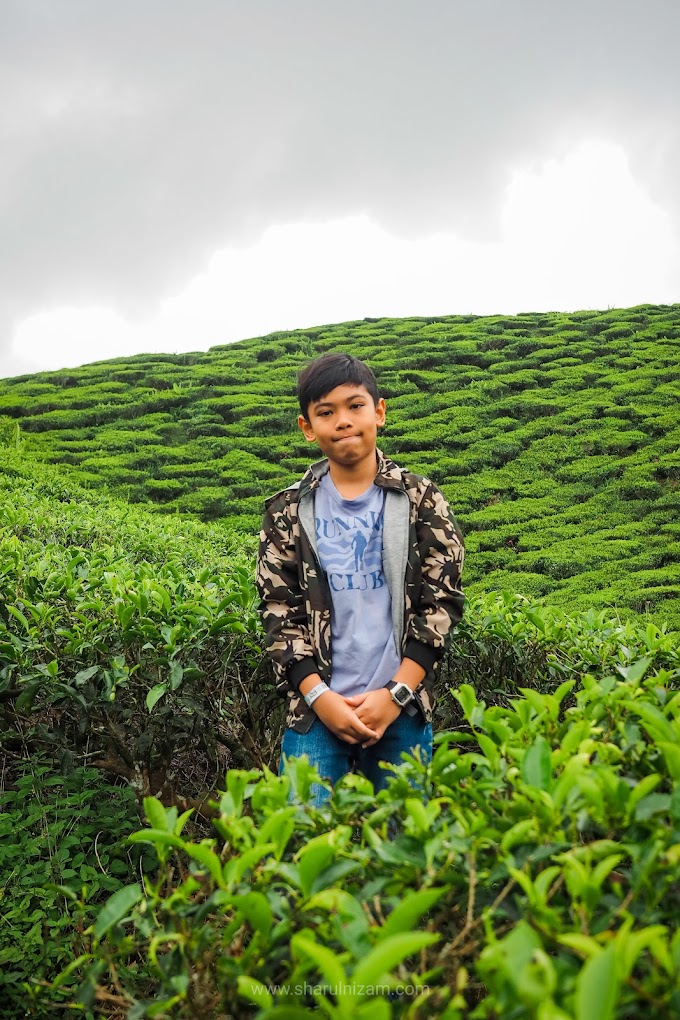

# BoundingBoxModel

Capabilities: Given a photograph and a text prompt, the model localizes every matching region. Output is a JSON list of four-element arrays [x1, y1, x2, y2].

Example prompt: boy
[[256, 353, 464, 804]]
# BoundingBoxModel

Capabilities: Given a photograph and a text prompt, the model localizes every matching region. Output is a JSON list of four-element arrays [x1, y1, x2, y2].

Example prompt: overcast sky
[[1, 0, 679, 379]]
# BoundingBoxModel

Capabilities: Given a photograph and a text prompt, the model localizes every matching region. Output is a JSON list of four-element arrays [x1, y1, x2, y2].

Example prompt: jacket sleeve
[[403, 480, 465, 674], [256, 499, 319, 694]]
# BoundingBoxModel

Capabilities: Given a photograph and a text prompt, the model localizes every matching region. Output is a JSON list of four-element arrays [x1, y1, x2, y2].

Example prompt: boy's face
[[298, 384, 386, 468]]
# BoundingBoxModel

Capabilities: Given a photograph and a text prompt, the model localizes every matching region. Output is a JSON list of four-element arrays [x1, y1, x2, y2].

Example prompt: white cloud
[[7, 140, 677, 377]]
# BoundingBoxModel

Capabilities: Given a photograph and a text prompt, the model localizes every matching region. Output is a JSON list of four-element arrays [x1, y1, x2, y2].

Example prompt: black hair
[[296, 353, 380, 420]]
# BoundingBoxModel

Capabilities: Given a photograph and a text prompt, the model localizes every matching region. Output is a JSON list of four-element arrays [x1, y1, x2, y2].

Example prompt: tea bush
[[42, 653, 680, 1018], [3, 454, 678, 804], [0, 760, 147, 1018], [2, 444, 679, 1017], [0, 454, 272, 804]]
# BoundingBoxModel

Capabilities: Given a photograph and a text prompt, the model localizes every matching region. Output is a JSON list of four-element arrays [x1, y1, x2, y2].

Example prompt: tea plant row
[[1, 302, 679, 626]]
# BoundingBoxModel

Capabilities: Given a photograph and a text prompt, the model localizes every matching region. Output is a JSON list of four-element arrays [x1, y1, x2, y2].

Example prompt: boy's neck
[[327, 449, 378, 498]]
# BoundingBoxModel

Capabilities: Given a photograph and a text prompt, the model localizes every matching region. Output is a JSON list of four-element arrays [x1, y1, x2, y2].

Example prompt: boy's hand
[[344, 689, 401, 747], [312, 690, 379, 745]]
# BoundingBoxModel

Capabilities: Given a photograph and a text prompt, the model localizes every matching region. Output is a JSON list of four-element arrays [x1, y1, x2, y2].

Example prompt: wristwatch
[[385, 681, 418, 716]]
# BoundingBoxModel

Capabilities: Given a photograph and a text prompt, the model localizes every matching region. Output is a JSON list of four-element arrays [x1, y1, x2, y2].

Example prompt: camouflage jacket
[[256, 448, 465, 733]]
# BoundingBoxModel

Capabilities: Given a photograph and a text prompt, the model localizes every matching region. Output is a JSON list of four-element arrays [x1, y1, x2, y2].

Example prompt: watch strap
[[385, 681, 418, 716]]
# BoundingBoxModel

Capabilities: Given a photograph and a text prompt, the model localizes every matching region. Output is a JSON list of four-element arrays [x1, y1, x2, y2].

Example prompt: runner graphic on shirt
[[351, 532, 367, 570]]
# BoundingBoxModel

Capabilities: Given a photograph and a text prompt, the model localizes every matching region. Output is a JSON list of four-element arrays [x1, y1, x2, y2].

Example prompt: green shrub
[[43, 651, 680, 1018], [0, 760, 145, 1018]]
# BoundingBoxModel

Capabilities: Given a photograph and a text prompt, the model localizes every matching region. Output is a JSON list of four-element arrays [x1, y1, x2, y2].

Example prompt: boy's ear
[[376, 397, 386, 427], [298, 414, 316, 443]]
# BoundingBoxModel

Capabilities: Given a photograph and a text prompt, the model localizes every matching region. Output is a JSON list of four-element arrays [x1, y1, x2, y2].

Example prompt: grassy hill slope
[[1, 303, 679, 625]]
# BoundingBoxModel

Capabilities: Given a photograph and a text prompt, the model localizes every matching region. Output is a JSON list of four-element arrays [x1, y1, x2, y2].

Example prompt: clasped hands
[[312, 687, 401, 748]]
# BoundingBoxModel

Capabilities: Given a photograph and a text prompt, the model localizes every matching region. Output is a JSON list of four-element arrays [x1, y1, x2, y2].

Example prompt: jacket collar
[[297, 447, 406, 500]]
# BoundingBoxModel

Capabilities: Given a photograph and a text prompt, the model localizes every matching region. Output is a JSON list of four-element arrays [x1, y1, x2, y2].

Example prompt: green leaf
[[626, 773, 661, 816], [352, 932, 439, 995], [523, 608, 546, 633], [616, 925, 669, 982], [306, 889, 368, 931], [355, 1003, 391, 1020], [671, 783, 680, 825], [15, 680, 42, 713], [521, 736, 552, 791], [622, 700, 675, 743], [501, 819, 536, 852], [6, 605, 30, 632], [128, 829, 186, 850], [292, 932, 347, 990], [143, 796, 169, 831], [575, 942, 618, 1020], [94, 884, 143, 939], [557, 932, 602, 957], [222, 768, 261, 817], [492, 920, 542, 975], [616, 657, 652, 684], [476, 733, 500, 768], [296, 830, 350, 898], [658, 742, 680, 780], [224, 843, 276, 885], [634, 792, 671, 821], [257, 806, 297, 859], [175, 807, 194, 835], [237, 975, 273, 1009], [229, 891, 273, 936], [519, 688, 548, 717], [146, 682, 168, 712], [591, 854, 624, 890], [209, 613, 244, 635], [186, 843, 225, 888], [379, 887, 446, 939], [403, 797, 430, 832], [74, 665, 99, 684], [453, 683, 480, 725], [169, 661, 184, 690]]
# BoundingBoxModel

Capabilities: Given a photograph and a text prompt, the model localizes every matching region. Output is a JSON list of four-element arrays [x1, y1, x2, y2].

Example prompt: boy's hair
[[297, 353, 380, 420]]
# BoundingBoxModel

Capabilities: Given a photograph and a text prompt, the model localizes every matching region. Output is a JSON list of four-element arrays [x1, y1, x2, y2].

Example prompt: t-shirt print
[[316, 506, 385, 592]]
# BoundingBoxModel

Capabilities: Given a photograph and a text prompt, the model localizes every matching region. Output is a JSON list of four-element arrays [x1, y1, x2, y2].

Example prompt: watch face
[[394, 685, 412, 705]]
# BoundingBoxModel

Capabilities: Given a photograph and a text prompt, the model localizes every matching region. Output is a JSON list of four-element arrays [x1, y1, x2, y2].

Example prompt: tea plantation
[[1, 302, 679, 628], [0, 303, 679, 1018]]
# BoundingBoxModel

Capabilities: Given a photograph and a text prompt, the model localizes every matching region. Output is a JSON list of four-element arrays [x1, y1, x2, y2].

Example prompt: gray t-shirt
[[314, 473, 402, 697]]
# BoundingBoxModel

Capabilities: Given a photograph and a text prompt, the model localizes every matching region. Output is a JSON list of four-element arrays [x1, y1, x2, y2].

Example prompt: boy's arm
[[404, 479, 465, 672], [256, 502, 318, 694]]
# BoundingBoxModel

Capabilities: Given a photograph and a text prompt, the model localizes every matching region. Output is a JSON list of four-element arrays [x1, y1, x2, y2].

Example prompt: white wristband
[[304, 681, 330, 707]]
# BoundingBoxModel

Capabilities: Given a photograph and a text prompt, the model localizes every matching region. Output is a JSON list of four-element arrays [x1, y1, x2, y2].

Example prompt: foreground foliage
[[0, 761, 145, 1019], [1, 302, 679, 625], [44, 654, 680, 1019]]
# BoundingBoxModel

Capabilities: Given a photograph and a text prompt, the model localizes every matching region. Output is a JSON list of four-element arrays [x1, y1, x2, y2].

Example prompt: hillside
[[2, 449, 679, 1017], [1, 303, 679, 626]]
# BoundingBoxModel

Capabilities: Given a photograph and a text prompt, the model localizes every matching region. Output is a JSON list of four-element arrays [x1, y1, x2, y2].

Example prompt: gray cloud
[[1, 0, 679, 362]]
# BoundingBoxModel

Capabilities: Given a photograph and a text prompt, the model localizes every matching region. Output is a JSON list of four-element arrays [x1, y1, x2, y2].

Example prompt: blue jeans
[[279, 712, 433, 807]]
